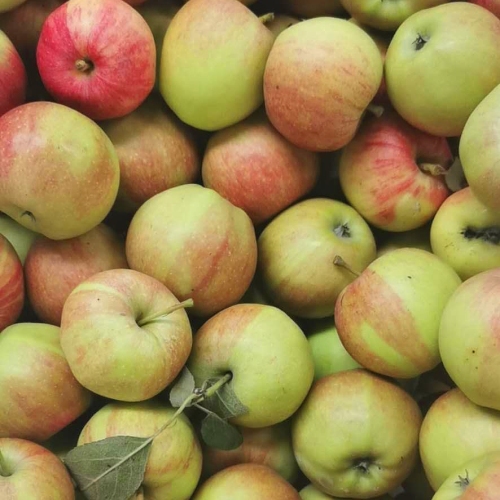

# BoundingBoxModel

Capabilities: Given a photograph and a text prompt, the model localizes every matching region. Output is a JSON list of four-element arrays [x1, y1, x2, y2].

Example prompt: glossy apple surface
[[0, 214, 36, 264], [0, 30, 26, 117]]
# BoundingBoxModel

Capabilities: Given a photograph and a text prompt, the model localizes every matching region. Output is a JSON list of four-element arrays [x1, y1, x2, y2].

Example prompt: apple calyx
[[413, 33, 430, 51], [0, 450, 11, 477], [333, 223, 351, 238], [353, 457, 378, 475], [333, 255, 361, 278], [136, 298, 194, 327], [75, 58, 95, 74], [454, 470, 470, 490], [259, 12, 275, 24], [418, 162, 448, 176], [461, 226, 500, 245]]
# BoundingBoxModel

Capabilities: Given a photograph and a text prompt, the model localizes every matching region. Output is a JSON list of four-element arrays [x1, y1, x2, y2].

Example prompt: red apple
[[468, 0, 500, 18], [36, 0, 156, 120], [0, 30, 26, 117], [202, 110, 320, 225]]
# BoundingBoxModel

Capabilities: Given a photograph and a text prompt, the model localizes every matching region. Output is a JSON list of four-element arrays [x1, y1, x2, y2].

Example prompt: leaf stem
[[0, 450, 11, 477], [137, 298, 194, 326]]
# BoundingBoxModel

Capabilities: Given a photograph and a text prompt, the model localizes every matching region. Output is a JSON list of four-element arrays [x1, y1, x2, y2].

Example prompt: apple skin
[[277, 0, 344, 17], [376, 223, 432, 257], [300, 484, 392, 499], [385, 2, 500, 137], [36, 0, 156, 120], [0, 101, 120, 240], [160, 0, 275, 131], [264, 17, 383, 152], [0, 30, 26, 117], [0, 322, 92, 442], [0, 214, 36, 264], [419, 388, 500, 490], [60, 268, 193, 402], [187, 303, 314, 428], [257, 198, 377, 319], [0, 0, 27, 14], [266, 14, 300, 38], [202, 110, 320, 225], [292, 369, 422, 499], [335, 248, 461, 379], [77, 400, 203, 500], [125, 184, 258, 318], [339, 110, 451, 232], [469, 0, 500, 17], [0, 438, 75, 499], [193, 463, 301, 500]]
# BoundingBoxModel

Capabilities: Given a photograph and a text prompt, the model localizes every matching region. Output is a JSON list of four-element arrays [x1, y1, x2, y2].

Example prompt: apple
[[183, 0, 258, 4], [402, 459, 436, 500], [0, 30, 26, 117], [126, 183, 258, 318], [0, 322, 92, 441], [335, 248, 461, 379], [300, 484, 392, 499], [278, 0, 344, 17], [292, 369, 422, 498], [159, 0, 275, 131], [60, 268, 193, 402], [201, 110, 320, 225], [338, 109, 452, 232], [0, 0, 27, 14], [188, 303, 314, 428], [0, 235, 24, 332], [0, 101, 120, 240], [0, 438, 75, 499], [385, 2, 500, 137], [193, 463, 301, 500], [202, 421, 300, 483], [419, 388, 500, 490], [77, 399, 203, 500], [469, 0, 500, 17], [36, 0, 156, 120], [257, 198, 377, 319], [263, 17, 383, 152], [0, 213, 36, 264], [24, 223, 128, 326], [266, 14, 300, 38], [376, 223, 432, 257]]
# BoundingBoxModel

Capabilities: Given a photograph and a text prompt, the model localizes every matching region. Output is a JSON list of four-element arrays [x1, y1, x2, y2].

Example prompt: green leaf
[[201, 379, 249, 420], [64, 436, 152, 500], [169, 367, 196, 408], [200, 413, 244, 451]]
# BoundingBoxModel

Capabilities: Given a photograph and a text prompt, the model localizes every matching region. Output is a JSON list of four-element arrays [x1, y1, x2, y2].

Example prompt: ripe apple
[[101, 95, 200, 212], [0, 438, 75, 499], [257, 198, 377, 319], [469, 0, 500, 17], [419, 388, 500, 490], [376, 223, 432, 257], [159, 0, 275, 131], [266, 14, 300, 38], [385, 2, 500, 137], [201, 110, 320, 225], [0, 30, 26, 117], [292, 369, 422, 498], [263, 17, 383, 152], [278, 0, 344, 17], [335, 248, 461, 379], [0, 101, 120, 240], [188, 303, 314, 428], [338, 109, 451, 232], [126, 184, 258, 317], [0, 322, 92, 441], [0, 0, 26, 14], [0, 213, 36, 264], [60, 268, 193, 402], [193, 463, 301, 500], [36, 0, 156, 120], [77, 399, 203, 500], [24, 223, 128, 326]]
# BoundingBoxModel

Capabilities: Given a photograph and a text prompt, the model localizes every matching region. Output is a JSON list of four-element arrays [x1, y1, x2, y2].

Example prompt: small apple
[[266, 14, 300, 38], [469, 0, 500, 17], [0, 30, 26, 117], [0, 213, 36, 264], [278, 0, 344, 18]]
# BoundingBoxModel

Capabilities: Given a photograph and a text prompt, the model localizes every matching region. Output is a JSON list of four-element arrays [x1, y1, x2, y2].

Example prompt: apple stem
[[0, 450, 11, 477], [333, 255, 361, 277], [137, 298, 194, 326], [418, 162, 447, 176], [259, 12, 275, 24], [366, 103, 385, 118], [75, 58, 94, 73]]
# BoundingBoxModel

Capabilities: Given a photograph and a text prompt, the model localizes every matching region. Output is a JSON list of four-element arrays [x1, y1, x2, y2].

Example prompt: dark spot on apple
[[333, 223, 351, 238], [462, 226, 500, 245], [413, 33, 430, 51], [472, 350, 476, 354], [407, 276, 412, 279], [275, 85, 280, 90]]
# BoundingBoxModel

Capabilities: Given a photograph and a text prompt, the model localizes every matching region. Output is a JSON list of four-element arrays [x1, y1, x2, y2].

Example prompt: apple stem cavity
[[418, 162, 448, 176], [75, 58, 95, 74], [137, 298, 194, 326], [0, 450, 11, 477], [413, 33, 430, 51], [462, 226, 500, 245], [259, 12, 275, 24], [333, 255, 361, 277], [366, 103, 385, 118]]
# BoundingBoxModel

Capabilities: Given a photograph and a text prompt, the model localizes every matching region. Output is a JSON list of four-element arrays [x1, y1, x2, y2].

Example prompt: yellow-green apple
[[430, 187, 500, 279], [263, 17, 383, 152], [305, 318, 361, 381], [126, 183, 258, 317], [202, 421, 299, 483], [0, 214, 36, 264], [257, 198, 377, 319], [60, 268, 193, 402], [300, 483, 392, 499], [201, 110, 320, 225], [335, 248, 461, 379], [0, 0, 26, 14], [0, 30, 26, 117], [469, 0, 500, 17], [292, 369, 422, 499], [419, 388, 500, 490], [77, 399, 203, 500], [376, 223, 432, 257], [266, 14, 300, 38], [36, 0, 156, 120], [101, 95, 200, 213], [187, 303, 314, 428], [193, 463, 301, 500], [439, 268, 500, 411], [0, 322, 92, 441], [459, 83, 500, 210], [278, 0, 344, 17], [0, 438, 75, 499], [385, 2, 500, 137], [0, 235, 23, 331], [0, 101, 120, 240], [159, 0, 274, 131], [24, 223, 128, 326], [339, 110, 451, 232]]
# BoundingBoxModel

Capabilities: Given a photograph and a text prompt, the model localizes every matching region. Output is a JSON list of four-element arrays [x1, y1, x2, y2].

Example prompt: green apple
[[385, 2, 500, 137], [292, 369, 422, 499], [419, 388, 500, 490], [300, 483, 392, 499], [376, 224, 432, 258], [187, 303, 314, 428], [266, 14, 300, 38], [335, 248, 461, 379], [160, 0, 274, 131], [0, 0, 27, 14], [0, 213, 36, 264]]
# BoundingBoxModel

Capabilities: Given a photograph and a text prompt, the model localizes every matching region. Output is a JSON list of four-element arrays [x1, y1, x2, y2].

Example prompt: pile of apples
[[3, 0, 500, 498]]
